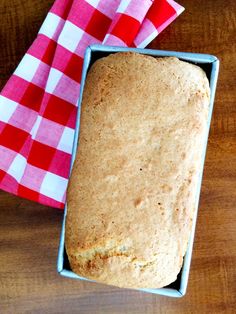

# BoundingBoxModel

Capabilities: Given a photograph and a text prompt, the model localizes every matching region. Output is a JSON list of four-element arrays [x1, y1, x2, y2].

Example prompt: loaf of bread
[[65, 52, 210, 289]]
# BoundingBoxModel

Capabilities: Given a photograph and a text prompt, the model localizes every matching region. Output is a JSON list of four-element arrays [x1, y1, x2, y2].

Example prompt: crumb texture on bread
[[65, 52, 210, 289]]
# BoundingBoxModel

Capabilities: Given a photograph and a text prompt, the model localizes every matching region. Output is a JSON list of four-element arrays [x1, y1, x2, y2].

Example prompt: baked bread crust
[[66, 52, 210, 289]]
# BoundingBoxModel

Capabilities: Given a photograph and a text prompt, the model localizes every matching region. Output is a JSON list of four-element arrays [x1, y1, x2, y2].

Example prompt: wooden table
[[0, 0, 235, 312]]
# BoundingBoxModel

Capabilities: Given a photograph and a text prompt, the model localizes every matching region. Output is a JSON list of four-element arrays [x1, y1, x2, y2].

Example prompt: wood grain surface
[[0, 0, 236, 313]]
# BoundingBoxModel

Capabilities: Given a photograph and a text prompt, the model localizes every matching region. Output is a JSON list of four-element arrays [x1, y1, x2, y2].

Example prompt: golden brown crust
[[65, 52, 210, 288]]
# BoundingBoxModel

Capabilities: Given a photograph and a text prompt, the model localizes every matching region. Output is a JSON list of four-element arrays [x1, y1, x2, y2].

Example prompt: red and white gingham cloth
[[0, 0, 184, 208]]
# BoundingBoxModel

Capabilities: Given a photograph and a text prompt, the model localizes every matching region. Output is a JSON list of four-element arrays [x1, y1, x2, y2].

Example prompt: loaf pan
[[57, 44, 219, 297]]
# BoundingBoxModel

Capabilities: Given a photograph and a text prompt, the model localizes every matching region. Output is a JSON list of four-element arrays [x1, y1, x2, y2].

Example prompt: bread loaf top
[[66, 52, 210, 289]]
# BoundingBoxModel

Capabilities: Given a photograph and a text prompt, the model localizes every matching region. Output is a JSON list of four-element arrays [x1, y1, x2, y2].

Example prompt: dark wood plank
[[0, 0, 236, 313]]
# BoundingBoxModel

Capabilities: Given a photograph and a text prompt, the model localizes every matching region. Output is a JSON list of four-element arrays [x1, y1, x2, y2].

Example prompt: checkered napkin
[[0, 0, 184, 208]]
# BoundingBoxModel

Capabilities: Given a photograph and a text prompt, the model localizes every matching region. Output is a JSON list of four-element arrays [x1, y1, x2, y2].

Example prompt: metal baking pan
[[57, 44, 219, 297]]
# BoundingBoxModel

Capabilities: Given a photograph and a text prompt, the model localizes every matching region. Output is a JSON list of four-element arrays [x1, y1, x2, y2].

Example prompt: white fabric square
[[45, 68, 63, 94], [86, 0, 100, 8], [58, 21, 84, 53], [30, 116, 42, 139], [40, 172, 68, 202], [57, 126, 74, 154], [14, 54, 41, 82], [0, 96, 18, 123], [39, 12, 62, 39], [117, 0, 130, 13], [8, 154, 27, 182], [136, 30, 158, 48]]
